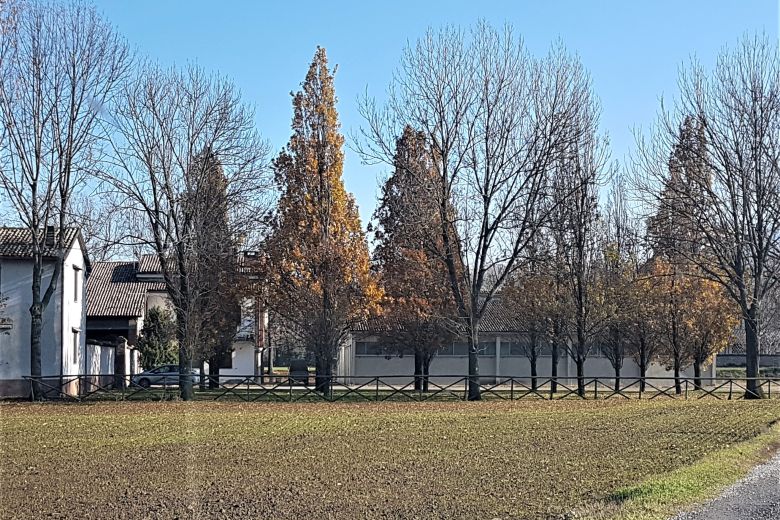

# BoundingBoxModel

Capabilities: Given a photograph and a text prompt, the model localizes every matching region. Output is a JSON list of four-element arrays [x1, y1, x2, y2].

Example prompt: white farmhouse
[[86, 254, 270, 379], [0, 227, 89, 398]]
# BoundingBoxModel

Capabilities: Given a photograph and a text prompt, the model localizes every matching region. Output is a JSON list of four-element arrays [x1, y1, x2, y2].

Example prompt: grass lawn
[[1, 400, 779, 519]]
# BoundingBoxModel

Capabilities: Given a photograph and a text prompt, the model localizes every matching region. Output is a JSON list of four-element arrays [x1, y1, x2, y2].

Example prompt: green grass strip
[[584, 421, 780, 520]]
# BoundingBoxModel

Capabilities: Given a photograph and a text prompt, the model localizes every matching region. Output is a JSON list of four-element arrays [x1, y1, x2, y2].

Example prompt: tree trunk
[[744, 311, 763, 399], [610, 326, 622, 392], [414, 350, 423, 392], [314, 356, 324, 393], [638, 336, 648, 392], [673, 356, 681, 395], [29, 304, 44, 400], [693, 361, 702, 390], [422, 356, 431, 392], [178, 344, 193, 401], [467, 325, 481, 401], [551, 338, 559, 394], [208, 354, 220, 389], [265, 343, 273, 375], [315, 354, 332, 395], [576, 315, 587, 397], [529, 332, 538, 391]]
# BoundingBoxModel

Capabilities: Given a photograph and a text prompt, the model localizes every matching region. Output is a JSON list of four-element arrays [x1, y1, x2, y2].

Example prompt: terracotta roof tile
[[137, 254, 162, 274], [86, 261, 166, 317], [0, 227, 81, 259], [353, 298, 522, 334]]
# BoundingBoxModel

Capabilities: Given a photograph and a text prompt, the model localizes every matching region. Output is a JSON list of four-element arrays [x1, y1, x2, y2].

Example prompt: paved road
[[672, 452, 780, 520]]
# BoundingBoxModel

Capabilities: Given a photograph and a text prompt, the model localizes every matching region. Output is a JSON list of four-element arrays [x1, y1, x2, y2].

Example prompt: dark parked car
[[132, 365, 199, 388], [288, 359, 310, 386]]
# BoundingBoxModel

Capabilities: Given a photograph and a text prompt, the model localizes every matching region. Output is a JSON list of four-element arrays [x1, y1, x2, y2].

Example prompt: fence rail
[[19, 374, 780, 402]]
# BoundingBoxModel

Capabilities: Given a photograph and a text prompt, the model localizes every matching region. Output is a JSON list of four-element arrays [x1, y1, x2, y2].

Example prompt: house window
[[500, 339, 554, 357], [439, 342, 468, 357], [73, 266, 81, 302], [478, 341, 496, 357], [72, 328, 79, 364], [355, 341, 385, 356], [500, 341, 524, 356]]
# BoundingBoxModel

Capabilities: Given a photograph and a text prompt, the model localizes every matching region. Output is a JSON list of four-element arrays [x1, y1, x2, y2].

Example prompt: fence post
[[375, 377, 380, 401], [685, 379, 689, 399], [594, 379, 598, 400], [728, 379, 733, 400], [510, 378, 515, 400]]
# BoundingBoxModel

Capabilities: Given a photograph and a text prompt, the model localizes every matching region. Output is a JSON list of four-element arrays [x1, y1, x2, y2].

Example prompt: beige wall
[[341, 334, 717, 387]]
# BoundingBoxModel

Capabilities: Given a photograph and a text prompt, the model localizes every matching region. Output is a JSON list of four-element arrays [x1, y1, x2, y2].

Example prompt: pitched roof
[[0, 227, 85, 262], [138, 251, 264, 276], [137, 254, 162, 274], [86, 261, 166, 318], [479, 298, 523, 333], [353, 298, 522, 334]]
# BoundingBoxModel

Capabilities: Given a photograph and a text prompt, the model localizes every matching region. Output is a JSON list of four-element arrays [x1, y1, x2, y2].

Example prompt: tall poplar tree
[[647, 117, 719, 394], [188, 150, 242, 388], [268, 47, 379, 393], [372, 126, 458, 391]]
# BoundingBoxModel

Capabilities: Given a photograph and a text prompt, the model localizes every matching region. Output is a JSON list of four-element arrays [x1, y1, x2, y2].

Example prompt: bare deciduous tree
[[0, 0, 130, 399], [67, 191, 128, 261], [557, 128, 612, 397], [635, 34, 780, 398], [357, 23, 596, 399], [601, 172, 639, 392], [104, 63, 272, 400]]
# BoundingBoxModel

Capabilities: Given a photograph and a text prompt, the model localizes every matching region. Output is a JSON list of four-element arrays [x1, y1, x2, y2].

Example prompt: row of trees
[[366, 76, 738, 398], [358, 26, 779, 399], [1, 1, 777, 400]]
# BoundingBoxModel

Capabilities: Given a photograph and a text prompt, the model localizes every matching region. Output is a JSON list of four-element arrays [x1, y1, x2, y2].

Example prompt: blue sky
[[94, 0, 779, 225]]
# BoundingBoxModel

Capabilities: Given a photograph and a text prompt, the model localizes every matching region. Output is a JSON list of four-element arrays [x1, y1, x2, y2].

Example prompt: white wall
[[342, 334, 716, 387], [0, 239, 88, 396], [85, 342, 115, 375], [0, 259, 61, 382], [218, 341, 257, 380], [61, 240, 87, 377]]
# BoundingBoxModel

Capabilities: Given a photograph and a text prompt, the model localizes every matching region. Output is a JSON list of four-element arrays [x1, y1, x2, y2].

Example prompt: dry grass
[[1, 400, 779, 519]]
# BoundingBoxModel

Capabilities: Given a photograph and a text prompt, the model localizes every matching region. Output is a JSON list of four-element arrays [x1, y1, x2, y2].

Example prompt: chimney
[[45, 226, 56, 246]]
